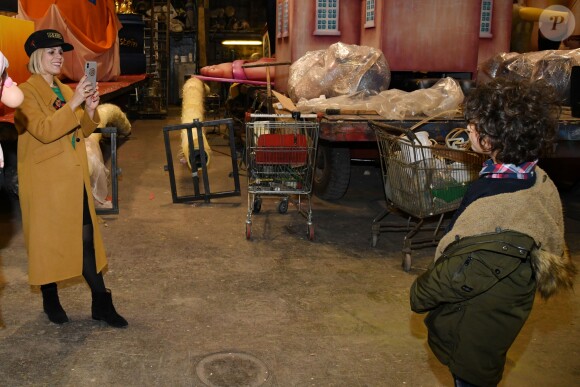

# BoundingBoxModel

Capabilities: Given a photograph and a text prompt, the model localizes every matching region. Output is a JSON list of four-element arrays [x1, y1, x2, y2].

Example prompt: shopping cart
[[245, 113, 320, 240], [369, 120, 485, 271]]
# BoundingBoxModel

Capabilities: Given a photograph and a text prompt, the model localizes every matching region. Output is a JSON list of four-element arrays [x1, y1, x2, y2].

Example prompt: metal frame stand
[[163, 118, 241, 203]]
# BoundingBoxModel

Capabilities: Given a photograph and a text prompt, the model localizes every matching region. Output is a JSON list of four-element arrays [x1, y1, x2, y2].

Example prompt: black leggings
[[82, 188, 106, 293], [42, 189, 106, 293]]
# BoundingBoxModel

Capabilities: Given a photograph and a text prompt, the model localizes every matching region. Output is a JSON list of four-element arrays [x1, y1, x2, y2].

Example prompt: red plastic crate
[[255, 134, 308, 166]]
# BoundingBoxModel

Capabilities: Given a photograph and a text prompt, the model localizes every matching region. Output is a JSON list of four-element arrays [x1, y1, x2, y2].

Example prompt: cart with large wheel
[[369, 120, 485, 271], [245, 113, 320, 240]]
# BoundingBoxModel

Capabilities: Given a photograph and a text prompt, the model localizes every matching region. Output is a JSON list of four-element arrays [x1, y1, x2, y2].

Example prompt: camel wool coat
[[14, 74, 107, 285]]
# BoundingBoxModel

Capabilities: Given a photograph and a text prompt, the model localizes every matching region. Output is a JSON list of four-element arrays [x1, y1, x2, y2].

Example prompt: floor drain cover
[[196, 352, 271, 387]]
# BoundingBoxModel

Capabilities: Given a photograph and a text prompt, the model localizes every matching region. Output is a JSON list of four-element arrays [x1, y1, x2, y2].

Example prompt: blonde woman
[[14, 29, 127, 327]]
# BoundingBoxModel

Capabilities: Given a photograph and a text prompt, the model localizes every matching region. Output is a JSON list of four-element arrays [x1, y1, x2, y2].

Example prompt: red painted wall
[[276, 0, 516, 93], [361, 0, 481, 74]]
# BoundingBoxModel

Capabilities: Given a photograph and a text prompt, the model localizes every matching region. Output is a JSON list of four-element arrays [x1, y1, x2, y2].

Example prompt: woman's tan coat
[[14, 74, 106, 285]]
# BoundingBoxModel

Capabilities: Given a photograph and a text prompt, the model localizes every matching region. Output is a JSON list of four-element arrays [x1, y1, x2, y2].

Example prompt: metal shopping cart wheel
[[307, 222, 314, 241], [402, 238, 413, 272], [253, 197, 262, 213], [278, 198, 289, 214], [245, 221, 252, 240]]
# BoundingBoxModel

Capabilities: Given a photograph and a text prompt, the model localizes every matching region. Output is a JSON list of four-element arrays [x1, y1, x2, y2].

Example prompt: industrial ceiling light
[[221, 40, 263, 46]]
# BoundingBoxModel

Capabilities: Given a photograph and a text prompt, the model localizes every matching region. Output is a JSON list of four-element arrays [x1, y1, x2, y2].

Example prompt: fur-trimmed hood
[[531, 247, 576, 299]]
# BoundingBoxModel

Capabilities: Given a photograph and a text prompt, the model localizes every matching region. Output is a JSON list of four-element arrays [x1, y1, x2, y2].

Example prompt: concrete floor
[[0, 109, 579, 386]]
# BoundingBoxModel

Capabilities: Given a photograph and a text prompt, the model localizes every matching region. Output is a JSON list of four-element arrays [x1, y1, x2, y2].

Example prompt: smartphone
[[84, 61, 97, 89]]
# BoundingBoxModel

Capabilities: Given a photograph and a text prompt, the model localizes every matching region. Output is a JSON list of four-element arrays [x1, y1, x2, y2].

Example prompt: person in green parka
[[410, 78, 576, 387]]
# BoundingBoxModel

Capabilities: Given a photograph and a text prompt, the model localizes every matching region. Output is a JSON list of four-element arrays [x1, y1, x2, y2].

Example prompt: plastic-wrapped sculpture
[[296, 77, 465, 120], [288, 42, 391, 102], [478, 49, 580, 103], [289, 45, 464, 120]]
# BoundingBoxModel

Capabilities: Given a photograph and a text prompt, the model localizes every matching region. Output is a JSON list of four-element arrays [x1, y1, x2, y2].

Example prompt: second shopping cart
[[370, 120, 485, 271], [244, 113, 320, 240]]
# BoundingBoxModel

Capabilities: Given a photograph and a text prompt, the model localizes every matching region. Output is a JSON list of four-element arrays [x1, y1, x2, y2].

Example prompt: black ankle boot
[[40, 283, 69, 324], [92, 289, 128, 328]]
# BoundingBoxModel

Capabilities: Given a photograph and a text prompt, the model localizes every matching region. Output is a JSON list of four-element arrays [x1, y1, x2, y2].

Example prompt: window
[[364, 0, 375, 28], [282, 0, 289, 37], [314, 0, 340, 36], [479, 0, 493, 38], [277, 1, 283, 38]]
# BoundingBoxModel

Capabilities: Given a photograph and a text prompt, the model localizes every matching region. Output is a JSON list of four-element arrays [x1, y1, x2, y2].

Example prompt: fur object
[[85, 133, 111, 208], [86, 132, 102, 176], [97, 103, 132, 136], [531, 247, 577, 299], [181, 77, 212, 168], [84, 103, 131, 208]]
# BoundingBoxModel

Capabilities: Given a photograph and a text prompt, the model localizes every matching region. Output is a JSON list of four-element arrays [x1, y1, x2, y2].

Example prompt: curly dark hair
[[463, 78, 561, 164]]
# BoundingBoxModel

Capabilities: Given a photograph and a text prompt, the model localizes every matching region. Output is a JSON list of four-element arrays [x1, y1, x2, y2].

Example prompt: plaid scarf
[[479, 159, 538, 179]]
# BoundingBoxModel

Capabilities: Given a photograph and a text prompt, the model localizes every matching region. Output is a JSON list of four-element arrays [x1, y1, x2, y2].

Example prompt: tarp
[[17, 0, 121, 81]]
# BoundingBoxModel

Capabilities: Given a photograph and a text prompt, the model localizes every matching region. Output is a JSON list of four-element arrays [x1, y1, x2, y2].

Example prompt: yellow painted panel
[[0, 16, 35, 84]]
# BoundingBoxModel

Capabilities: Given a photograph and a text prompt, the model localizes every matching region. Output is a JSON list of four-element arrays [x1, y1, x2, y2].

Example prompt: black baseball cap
[[24, 29, 74, 57]]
